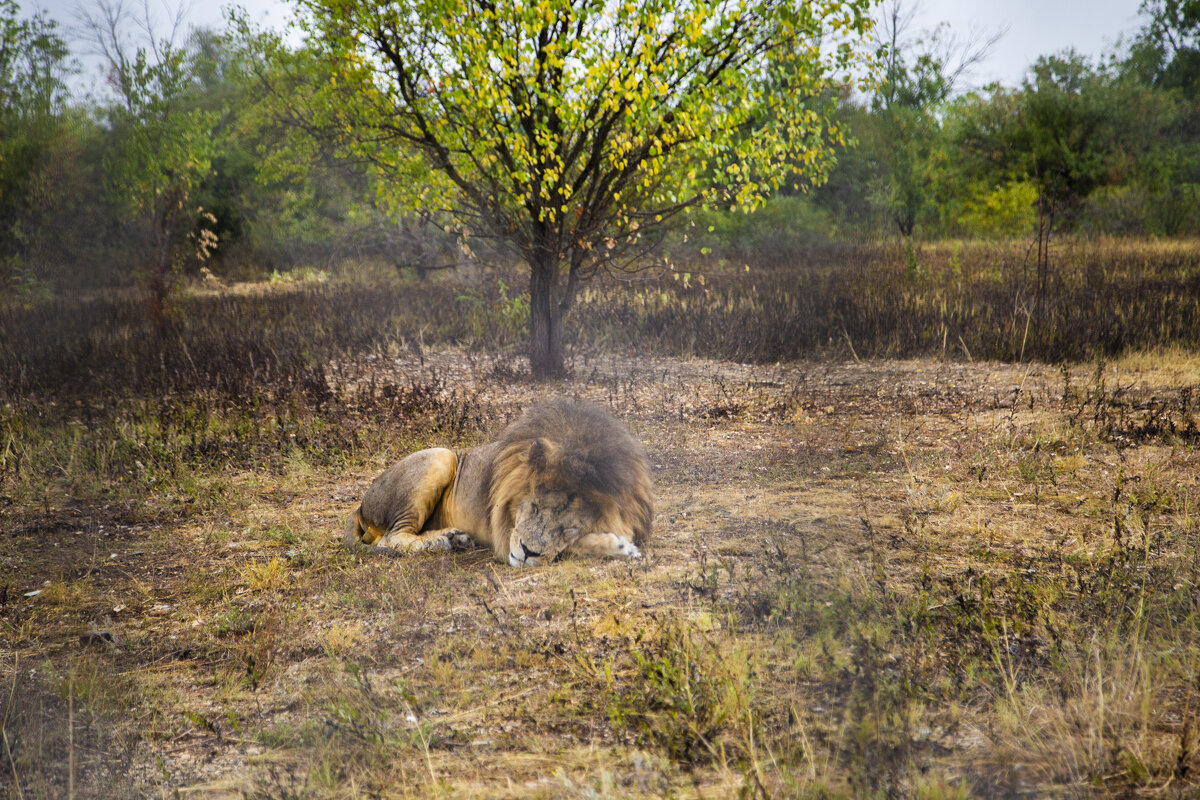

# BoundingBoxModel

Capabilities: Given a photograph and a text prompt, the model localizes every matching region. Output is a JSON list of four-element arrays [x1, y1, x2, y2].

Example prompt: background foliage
[[0, 0, 1197, 304]]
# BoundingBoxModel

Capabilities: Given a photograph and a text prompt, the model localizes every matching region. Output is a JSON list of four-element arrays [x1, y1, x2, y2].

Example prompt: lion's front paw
[[446, 531, 475, 551], [566, 532, 642, 560], [419, 530, 476, 552], [615, 538, 642, 559]]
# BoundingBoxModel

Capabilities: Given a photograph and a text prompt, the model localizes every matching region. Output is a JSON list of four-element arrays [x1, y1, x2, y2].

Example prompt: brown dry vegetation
[[4, 241, 1200, 798]]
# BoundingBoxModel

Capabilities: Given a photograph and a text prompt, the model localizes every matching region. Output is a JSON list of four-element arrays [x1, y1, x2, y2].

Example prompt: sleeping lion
[[344, 399, 652, 567]]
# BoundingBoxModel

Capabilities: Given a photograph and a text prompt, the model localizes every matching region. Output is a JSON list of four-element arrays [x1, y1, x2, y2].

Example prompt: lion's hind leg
[[344, 509, 376, 549], [353, 447, 465, 555]]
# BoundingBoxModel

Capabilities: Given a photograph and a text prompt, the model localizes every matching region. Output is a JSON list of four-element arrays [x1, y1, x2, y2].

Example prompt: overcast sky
[[918, 0, 1144, 88], [26, 0, 1147, 94]]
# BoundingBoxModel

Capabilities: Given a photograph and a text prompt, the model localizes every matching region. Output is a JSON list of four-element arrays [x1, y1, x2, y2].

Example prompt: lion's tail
[[343, 507, 366, 549]]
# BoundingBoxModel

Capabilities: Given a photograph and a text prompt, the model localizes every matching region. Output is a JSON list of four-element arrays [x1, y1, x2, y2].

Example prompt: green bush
[[955, 180, 1037, 239]]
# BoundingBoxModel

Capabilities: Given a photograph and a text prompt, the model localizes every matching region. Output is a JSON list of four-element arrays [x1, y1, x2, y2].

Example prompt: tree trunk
[[146, 191, 181, 331], [528, 251, 565, 378]]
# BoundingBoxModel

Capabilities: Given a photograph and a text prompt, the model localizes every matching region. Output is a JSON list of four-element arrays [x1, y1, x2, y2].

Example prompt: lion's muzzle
[[508, 541, 544, 568]]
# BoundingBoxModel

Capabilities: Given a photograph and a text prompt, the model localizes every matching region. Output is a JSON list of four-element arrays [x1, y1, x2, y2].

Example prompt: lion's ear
[[527, 437, 559, 472]]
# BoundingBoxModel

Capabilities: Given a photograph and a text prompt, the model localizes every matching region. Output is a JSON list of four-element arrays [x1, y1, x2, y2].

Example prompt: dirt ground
[[4, 349, 1200, 798]]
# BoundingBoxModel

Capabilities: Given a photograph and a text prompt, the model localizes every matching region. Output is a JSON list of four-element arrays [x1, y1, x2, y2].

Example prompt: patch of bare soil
[[5, 350, 1200, 798]]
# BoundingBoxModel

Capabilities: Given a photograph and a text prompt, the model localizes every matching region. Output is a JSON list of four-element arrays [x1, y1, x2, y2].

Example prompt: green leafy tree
[[953, 53, 1172, 309], [184, 29, 257, 256], [1021, 56, 1171, 303], [258, 0, 875, 376], [229, 38, 451, 273], [866, 0, 999, 236], [1120, 0, 1200, 234], [81, 0, 217, 321], [1127, 0, 1200, 96], [0, 0, 73, 290], [953, 178, 1037, 238]]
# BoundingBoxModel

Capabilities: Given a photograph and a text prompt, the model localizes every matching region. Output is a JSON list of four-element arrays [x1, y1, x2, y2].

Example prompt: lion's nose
[[509, 542, 543, 567]]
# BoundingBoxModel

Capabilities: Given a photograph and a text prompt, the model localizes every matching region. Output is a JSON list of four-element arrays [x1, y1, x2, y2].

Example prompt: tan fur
[[345, 401, 652, 566]]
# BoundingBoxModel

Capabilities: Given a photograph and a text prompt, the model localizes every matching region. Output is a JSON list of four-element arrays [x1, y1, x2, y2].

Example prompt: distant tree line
[[0, 0, 436, 300], [693, 0, 1200, 263], [822, 0, 1200, 242]]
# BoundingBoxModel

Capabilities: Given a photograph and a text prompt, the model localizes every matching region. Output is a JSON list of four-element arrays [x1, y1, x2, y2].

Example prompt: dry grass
[[4, 241, 1200, 797], [3, 348, 1200, 798], [3, 238, 1200, 405]]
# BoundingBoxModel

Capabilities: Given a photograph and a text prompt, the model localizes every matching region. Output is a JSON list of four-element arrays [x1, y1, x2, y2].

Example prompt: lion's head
[[489, 401, 652, 567], [507, 490, 592, 566]]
